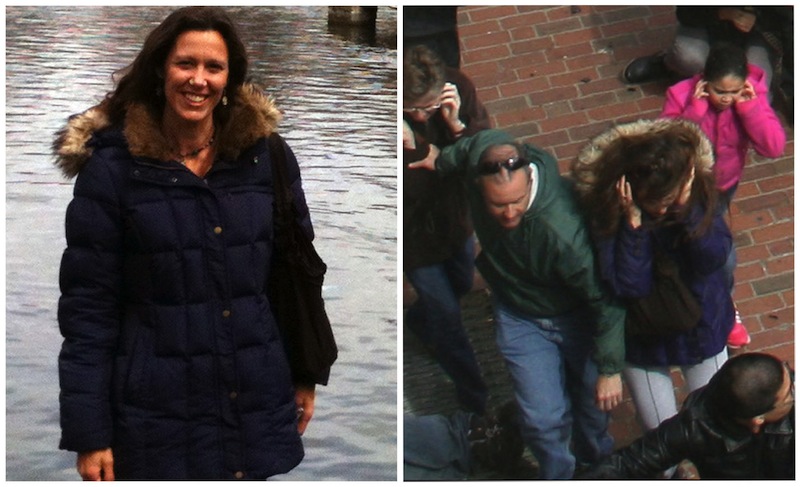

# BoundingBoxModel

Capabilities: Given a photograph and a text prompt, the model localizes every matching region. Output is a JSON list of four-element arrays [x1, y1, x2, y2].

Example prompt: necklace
[[174, 127, 216, 164]]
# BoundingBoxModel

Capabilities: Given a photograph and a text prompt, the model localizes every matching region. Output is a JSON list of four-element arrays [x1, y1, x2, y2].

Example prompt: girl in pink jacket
[[660, 42, 786, 349], [661, 43, 785, 201]]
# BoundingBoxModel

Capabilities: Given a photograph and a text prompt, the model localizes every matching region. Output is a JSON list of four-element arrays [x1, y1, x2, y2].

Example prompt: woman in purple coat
[[571, 118, 733, 477]]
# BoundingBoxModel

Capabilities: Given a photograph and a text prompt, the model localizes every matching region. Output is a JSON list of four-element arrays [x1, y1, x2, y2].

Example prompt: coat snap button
[[222, 309, 231, 318], [253, 156, 259, 164], [229, 391, 238, 400], [234, 471, 245, 479], [214, 226, 222, 235]]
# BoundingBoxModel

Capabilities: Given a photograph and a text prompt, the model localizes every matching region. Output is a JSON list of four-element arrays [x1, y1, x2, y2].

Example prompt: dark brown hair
[[403, 45, 445, 105], [573, 124, 718, 238], [103, 6, 248, 126]]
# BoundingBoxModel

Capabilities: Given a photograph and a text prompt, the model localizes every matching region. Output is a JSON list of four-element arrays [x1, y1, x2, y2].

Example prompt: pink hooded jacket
[[660, 64, 786, 191]]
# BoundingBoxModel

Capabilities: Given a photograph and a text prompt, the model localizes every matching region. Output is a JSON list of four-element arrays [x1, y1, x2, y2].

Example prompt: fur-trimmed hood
[[53, 83, 282, 178], [571, 118, 715, 196]]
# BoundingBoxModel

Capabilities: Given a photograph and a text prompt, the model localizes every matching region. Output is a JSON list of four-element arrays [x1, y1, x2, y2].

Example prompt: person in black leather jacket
[[579, 352, 794, 479]]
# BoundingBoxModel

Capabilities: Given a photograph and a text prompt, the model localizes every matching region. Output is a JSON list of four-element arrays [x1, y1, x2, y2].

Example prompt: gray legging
[[623, 348, 728, 431], [665, 25, 773, 88]]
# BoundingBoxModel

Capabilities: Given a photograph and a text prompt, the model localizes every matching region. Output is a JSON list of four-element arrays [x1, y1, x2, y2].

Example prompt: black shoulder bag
[[625, 248, 702, 340], [268, 132, 338, 386]]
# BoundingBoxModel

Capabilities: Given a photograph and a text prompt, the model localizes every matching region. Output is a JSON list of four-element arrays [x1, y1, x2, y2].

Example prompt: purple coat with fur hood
[[53, 84, 311, 479], [574, 119, 734, 367]]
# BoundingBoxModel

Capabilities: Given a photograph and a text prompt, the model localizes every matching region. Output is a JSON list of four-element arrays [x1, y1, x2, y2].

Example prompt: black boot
[[622, 52, 668, 84]]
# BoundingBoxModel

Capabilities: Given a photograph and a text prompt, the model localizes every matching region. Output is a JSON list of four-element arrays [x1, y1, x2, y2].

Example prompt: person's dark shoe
[[468, 401, 524, 476], [622, 52, 668, 84]]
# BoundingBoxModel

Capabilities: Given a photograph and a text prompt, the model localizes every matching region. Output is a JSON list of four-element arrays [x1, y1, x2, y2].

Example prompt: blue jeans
[[403, 411, 472, 480], [405, 236, 488, 414], [493, 301, 613, 479]]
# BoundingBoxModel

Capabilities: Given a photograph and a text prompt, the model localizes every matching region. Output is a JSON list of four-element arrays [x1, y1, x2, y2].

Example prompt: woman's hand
[[77, 448, 115, 481], [718, 7, 756, 33], [295, 384, 316, 435], [596, 374, 623, 412], [693, 79, 709, 100], [617, 175, 642, 229], [439, 82, 463, 134], [407, 144, 440, 171]]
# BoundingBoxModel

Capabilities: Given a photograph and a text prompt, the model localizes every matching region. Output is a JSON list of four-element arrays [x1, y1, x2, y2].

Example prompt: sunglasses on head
[[477, 155, 528, 175]]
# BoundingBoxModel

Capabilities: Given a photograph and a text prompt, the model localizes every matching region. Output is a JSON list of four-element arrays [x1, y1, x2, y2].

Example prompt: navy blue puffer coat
[[54, 84, 310, 479]]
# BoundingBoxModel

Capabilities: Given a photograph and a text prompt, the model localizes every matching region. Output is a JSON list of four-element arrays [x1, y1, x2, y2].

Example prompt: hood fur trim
[[53, 83, 282, 178], [52, 106, 110, 179], [572, 118, 715, 195]]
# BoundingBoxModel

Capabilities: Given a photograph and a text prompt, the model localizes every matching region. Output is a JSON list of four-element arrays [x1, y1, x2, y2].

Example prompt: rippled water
[[6, 6, 397, 481]]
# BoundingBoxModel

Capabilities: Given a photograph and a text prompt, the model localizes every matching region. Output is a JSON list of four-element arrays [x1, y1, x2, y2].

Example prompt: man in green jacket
[[409, 129, 626, 479]]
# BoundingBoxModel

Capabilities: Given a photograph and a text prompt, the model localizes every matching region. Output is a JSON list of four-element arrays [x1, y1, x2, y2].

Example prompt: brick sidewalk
[[403, 5, 794, 466]]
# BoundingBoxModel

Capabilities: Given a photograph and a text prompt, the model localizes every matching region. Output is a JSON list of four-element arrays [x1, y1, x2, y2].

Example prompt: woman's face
[[706, 74, 745, 111], [163, 30, 229, 125], [639, 188, 681, 218], [638, 168, 694, 218]]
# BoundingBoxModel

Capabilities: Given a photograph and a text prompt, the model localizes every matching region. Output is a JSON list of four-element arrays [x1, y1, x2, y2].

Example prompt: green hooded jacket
[[436, 129, 625, 375]]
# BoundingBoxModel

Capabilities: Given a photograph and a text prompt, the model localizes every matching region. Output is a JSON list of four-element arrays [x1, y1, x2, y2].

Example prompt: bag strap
[[268, 132, 294, 220], [652, 245, 688, 279]]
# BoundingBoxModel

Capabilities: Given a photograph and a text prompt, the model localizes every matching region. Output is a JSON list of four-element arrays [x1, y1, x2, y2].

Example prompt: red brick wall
[[458, 6, 680, 167]]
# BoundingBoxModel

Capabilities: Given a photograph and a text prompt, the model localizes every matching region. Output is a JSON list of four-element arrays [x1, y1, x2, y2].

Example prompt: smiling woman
[[162, 30, 229, 176], [52, 6, 325, 480]]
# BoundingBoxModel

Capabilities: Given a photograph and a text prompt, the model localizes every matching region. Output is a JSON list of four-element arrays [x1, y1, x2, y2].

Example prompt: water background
[[6, 6, 397, 481]]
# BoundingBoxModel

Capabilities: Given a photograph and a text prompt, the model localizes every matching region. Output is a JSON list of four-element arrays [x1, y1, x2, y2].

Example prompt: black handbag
[[267, 132, 338, 386], [625, 248, 702, 339]]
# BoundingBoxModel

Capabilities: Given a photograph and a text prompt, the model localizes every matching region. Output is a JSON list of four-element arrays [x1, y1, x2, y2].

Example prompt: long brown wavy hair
[[101, 7, 249, 128], [572, 123, 718, 239]]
